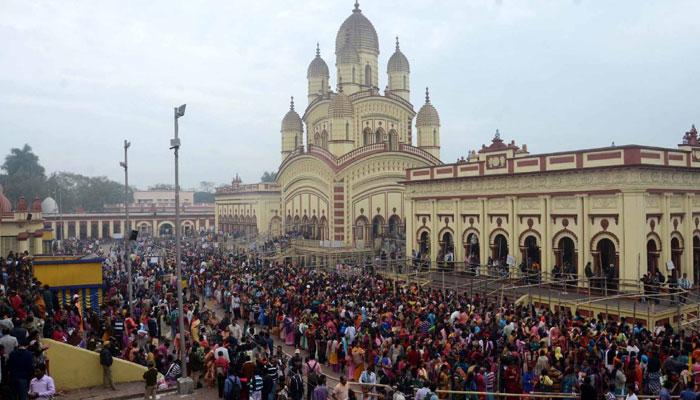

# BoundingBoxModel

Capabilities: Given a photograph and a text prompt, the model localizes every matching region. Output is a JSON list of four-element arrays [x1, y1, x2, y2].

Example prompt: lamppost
[[171, 104, 191, 392], [119, 140, 133, 317]]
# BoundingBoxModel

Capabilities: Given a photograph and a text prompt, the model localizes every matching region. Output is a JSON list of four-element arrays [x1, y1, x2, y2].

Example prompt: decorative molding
[[589, 213, 619, 225]]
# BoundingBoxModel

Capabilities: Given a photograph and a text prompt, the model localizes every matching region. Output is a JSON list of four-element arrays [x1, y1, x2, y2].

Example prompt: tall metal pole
[[121, 140, 133, 317], [171, 105, 187, 378]]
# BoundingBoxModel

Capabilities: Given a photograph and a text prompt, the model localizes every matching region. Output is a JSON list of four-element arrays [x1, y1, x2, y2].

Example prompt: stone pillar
[[661, 194, 672, 272], [86, 221, 92, 238], [479, 198, 487, 270], [98, 220, 103, 239], [430, 199, 437, 268], [454, 199, 462, 264], [683, 194, 694, 279], [76, 221, 81, 239], [34, 236, 43, 255], [109, 220, 114, 237], [62, 221, 67, 240], [406, 197, 414, 261], [542, 195, 551, 278], [621, 190, 646, 287]]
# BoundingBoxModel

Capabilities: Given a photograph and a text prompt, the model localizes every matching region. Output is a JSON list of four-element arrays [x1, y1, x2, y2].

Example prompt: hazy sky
[[2, 0, 699, 189]]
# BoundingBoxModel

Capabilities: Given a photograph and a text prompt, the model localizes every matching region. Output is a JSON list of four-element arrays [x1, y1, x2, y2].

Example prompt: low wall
[[45, 339, 147, 390]]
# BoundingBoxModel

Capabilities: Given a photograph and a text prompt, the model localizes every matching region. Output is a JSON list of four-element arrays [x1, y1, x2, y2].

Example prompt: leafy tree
[[0, 144, 48, 203], [46, 172, 133, 212], [149, 183, 176, 191], [198, 181, 216, 193], [260, 171, 277, 182], [194, 191, 215, 203]]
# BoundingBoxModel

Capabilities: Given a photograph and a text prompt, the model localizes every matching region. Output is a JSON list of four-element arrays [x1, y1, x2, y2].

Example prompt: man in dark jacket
[[8, 344, 34, 400]]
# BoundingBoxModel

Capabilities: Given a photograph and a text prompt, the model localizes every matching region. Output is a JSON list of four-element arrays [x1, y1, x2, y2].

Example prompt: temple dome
[[416, 87, 440, 127], [307, 44, 330, 78], [281, 97, 303, 132], [42, 197, 59, 214], [387, 38, 409, 73], [328, 91, 353, 118], [0, 185, 11, 214], [335, 2, 379, 56]]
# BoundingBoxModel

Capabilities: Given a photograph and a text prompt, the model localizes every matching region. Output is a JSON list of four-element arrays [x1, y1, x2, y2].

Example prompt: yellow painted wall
[[45, 339, 148, 390], [34, 260, 103, 287]]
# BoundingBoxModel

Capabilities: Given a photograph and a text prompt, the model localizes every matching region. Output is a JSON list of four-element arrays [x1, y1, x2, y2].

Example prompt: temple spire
[[316, 42, 320, 57], [353, 0, 360, 12], [425, 87, 430, 104], [290, 96, 295, 111], [395, 36, 400, 51]]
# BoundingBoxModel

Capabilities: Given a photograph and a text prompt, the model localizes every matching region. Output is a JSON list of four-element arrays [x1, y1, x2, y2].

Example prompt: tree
[[149, 183, 176, 191], [46, 172, 133, 212], [198, 181, 216, 193], [260, 171, 277, 182], [0, 144, 47, 203], [194, 191, 215, 203]]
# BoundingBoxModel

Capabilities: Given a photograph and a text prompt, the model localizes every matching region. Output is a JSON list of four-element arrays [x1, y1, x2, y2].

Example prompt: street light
[[171, 104, 191, 392], [119, 140, 134, 317]]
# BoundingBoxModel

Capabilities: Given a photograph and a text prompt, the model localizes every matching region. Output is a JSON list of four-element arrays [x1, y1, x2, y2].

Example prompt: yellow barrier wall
[[33, 259, 103, 287], [45, 339, 147, 390]]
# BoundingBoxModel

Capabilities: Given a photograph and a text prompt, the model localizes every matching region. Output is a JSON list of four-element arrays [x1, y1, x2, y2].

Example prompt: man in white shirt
[[29, 365, 56, 400], [344, 325, 356, 345], [229, 322, 243, 342]]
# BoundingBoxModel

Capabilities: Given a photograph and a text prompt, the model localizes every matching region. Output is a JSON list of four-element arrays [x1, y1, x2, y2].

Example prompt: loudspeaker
[[129, 230, 139, 241], [27, 213, 32, 221]]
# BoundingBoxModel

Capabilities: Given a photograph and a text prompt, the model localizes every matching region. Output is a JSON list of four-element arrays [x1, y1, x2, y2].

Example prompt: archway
[[371, 215, 385, 240], [159, 222, 174, 237], [293, 215, 300, 233], [354, 216, 369, 244], [319, 216, 328, 241], [671, 236, 683, 279], [596, 238, 618, 292], [310, 216, 319, 240], [464, 232, 480, 266], [523, 235, 541, 265], [646, 239, 659, 274], [693, 235, 700, 286], [363, 128, 373, 145], [492, 234, 508, 264], [387, 215, 402, 238], [285, 215, 292, 233], [439, 231, 455, 268], [301, 215, 310, 239], [388, 130, 398, 151], [375, 128, 384, 145], [559, 237, 576, 270], [270, 217, 282, 238], [418, 230, 430, 258]]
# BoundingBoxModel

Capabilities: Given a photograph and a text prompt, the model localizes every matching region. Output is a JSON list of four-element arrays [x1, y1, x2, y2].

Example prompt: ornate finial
[[425, 87, 430, 104], [395, 36, 400, 51], [316, 42, 320, 57], [494, 129, 501, 141], [354, 1, 360, 11], [290, 96, 295, 111]]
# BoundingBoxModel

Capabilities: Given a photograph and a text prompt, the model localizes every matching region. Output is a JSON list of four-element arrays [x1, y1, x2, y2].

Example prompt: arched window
[[388, 130, 398, 150], [363, 128, 373, 146], [365, 65, 372, 87], [403, 75, 406, 90]]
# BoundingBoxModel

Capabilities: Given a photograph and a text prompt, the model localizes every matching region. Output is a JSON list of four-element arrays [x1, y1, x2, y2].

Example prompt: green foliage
[[260, 171, 277, 183], [46, 172, 133, 212], [194, 191, 215, 203], [0, 144, 48, 202], [149, 183, 176, 190]]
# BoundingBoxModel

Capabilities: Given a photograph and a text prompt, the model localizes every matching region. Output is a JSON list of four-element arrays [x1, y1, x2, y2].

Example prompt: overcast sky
[[2, 0, 699, 189]]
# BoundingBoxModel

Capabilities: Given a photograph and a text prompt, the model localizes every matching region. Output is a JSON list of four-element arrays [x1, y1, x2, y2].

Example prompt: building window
[[365, 65, 371, 87]]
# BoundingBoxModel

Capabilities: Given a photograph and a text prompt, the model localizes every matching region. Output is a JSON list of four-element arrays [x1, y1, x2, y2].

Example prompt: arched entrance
[[693, 236, 700, 286], [671, 236, 683, 279], [387, 215, 402, 238], [464, 232, 480, 266], [270, 217, 282, 237], [559, 237, 576, 270], [596, 238, 618, 292], [492, 234, 508, 264], [354, 216, 369, 243], [159, 222, 174, 237], [371, 215, 385, 240], [646, 239, 660, 274], [418, 230, 431, 268], [523, 235, 541, 265], [439, 231, 455, 268]]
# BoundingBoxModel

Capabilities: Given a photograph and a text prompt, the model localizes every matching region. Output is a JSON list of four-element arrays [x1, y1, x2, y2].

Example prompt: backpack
[[290, 372, 304, 396], [224, 375, 242, 400], [100, 348, 113, 367], [306, 361, 319, 387]]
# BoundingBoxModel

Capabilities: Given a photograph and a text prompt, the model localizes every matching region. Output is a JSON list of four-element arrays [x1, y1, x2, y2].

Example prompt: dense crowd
[[1, 235, 700, 400]]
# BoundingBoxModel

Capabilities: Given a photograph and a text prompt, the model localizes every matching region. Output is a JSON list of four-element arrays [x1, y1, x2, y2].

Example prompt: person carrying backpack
[[288, 366, 304, 400], [224, 370, 242, 400], [304, 356, 321, 400], [100, 342, 116, 390]]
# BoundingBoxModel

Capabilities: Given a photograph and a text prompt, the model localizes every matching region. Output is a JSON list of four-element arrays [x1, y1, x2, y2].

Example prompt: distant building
[[43, 189, 214, 240]]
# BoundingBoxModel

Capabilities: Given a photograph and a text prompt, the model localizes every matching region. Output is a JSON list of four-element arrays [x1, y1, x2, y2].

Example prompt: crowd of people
[[1, 234, 700, 400]]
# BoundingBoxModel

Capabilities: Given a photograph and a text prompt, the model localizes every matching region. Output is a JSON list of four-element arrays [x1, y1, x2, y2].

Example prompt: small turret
[[387, 36, 410, 101], [307, 43, 330, 103], [415, 87, 440, 159], [281, 96, 303, 161]]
